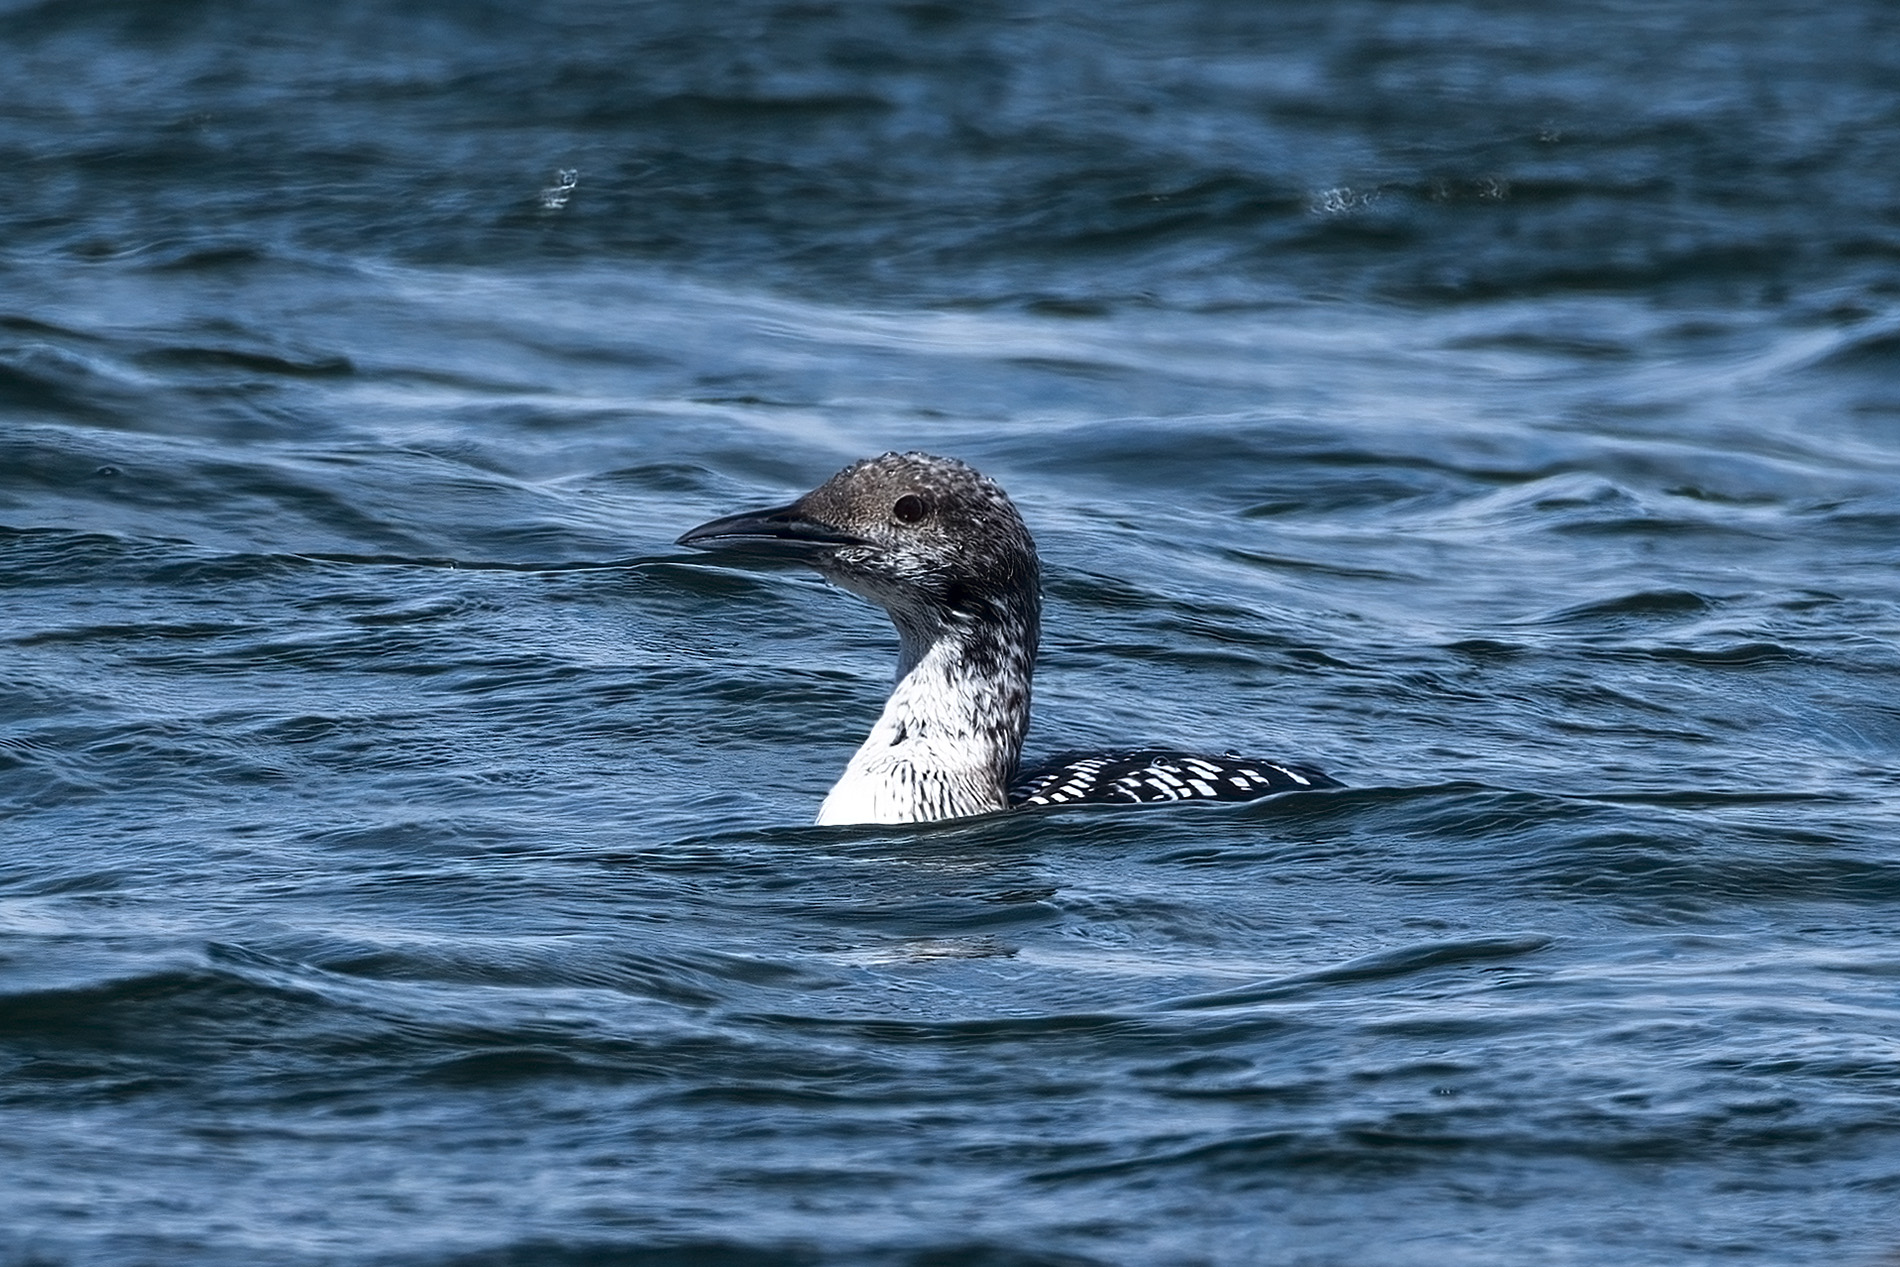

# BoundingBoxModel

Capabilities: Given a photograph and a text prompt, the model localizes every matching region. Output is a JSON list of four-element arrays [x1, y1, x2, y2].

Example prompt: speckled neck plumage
[[816, 568, 1038, 825]]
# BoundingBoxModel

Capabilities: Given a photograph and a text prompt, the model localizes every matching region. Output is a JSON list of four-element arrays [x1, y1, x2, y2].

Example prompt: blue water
[[5, 2, 1900, 1263]]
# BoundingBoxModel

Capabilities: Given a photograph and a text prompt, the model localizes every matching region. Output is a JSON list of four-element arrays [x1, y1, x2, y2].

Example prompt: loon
[[677, 452, 1340, 825]]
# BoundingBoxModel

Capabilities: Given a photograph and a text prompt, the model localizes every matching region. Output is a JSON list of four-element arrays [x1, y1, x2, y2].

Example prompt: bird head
[[678, 452, 1040, 642]]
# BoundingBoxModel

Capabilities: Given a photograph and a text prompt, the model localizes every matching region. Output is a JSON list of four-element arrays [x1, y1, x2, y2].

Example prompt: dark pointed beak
[[676, 501, 867, 556]]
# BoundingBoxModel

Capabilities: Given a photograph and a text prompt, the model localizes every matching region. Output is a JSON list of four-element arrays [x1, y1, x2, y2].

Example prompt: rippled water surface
[[5, 2, 1900, 1263]]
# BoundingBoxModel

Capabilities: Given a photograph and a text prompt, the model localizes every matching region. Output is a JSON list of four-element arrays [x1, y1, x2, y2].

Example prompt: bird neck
[[815, 598, 1038, 826]]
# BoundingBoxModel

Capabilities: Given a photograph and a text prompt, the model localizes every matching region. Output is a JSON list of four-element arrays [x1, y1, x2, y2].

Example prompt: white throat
[[815, 624, 1030, 826]]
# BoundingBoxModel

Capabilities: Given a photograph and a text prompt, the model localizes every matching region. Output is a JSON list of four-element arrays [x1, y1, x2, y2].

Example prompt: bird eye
[[892, 494, 929, 524]]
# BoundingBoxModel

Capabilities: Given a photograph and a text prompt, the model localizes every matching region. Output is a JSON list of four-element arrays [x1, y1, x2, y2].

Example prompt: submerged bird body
[[678, 452, 1337, 825]]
